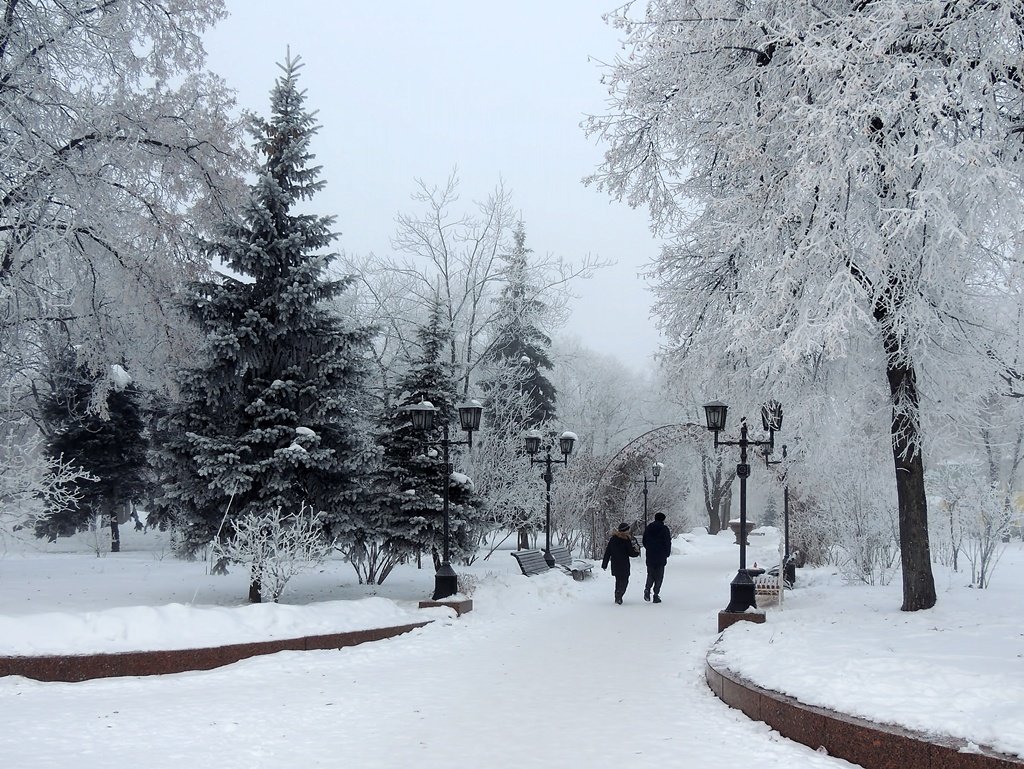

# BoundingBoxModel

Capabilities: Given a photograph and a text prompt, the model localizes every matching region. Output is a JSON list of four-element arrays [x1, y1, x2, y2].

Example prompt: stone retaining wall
[[705, 651, 1023, 769], [0, 621, 431, 682]]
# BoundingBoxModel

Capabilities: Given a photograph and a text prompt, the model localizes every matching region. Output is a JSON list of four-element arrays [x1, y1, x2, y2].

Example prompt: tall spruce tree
[[152, 55, 374, 602], [482, 222, 557, 426], [37, 357, 150, 552], [371, 295, 485, 574], [479, 223, 557, 549]]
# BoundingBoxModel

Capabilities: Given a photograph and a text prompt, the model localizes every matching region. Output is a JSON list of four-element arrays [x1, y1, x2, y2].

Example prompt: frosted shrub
[[812, 470, 900, 585], [962, 487, 1012, 589], [1, 423, 95, 540], [214, 505, 334, 602], [928, 464, 1013, 588], [340, 538, 403, 586], [835, 503, 900, 586], [927, 464, 968, 571]]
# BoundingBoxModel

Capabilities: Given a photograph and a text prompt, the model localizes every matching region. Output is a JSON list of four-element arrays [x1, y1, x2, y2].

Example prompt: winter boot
[[644, 589, 651, 601], [653, 594, 662, 603]]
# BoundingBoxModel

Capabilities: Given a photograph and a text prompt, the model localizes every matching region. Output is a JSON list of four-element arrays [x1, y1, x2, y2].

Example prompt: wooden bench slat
[[754, 572, 782, 596], [547, 545, 594, 580], [511, 549, 551, 576]]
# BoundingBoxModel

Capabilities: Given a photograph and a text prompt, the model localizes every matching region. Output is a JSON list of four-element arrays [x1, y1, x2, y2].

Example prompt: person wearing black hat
[[642, 512, 672, 603], [601, 522, 640, 604]]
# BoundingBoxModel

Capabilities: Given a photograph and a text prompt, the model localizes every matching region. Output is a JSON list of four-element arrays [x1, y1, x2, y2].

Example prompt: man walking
[[642, 512, 672, 603]]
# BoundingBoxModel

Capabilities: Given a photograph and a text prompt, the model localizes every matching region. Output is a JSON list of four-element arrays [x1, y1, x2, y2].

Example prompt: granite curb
[[0, 621, 432, 682], [705, 649, 1024, 769]]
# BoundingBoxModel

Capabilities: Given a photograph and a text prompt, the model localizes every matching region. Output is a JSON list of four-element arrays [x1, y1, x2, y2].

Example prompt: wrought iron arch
[[584, 424, 709, 557]]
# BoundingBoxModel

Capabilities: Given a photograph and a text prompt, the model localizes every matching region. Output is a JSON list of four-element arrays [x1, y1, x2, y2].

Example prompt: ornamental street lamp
[[406, 398, 483, 601], [525, 429, 577, 567], [639, 461, 663, 528], [703, 399, 783, 613]]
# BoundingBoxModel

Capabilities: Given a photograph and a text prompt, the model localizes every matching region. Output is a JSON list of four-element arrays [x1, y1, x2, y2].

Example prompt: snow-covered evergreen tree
[[478, 222, 557, 549], [37, 358, 150, 552], [481, 222, 557, 427], [152, 55, 374, 602], [367, 295, 486, 575]]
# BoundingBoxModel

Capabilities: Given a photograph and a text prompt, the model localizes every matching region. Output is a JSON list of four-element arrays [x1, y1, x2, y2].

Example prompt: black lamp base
[[432, 564, 459, 601], [723, 569, 757, 613]]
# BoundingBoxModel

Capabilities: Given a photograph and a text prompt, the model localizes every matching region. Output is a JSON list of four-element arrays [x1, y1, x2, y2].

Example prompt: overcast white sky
[[203, 1, 663, 372]]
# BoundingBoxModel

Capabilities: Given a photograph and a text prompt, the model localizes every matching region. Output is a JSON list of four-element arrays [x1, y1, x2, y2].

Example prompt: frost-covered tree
[[0, 0, 246, 387], [152, 55, 374, 602], [367, 296, 486, 575], [357, 172, 606, 399], [0, 0, 245, 522], [588, 1, 1024, 611], [550, 339, 647, 457], [387, 173, 518, 396], [36, 359, 150, 552]]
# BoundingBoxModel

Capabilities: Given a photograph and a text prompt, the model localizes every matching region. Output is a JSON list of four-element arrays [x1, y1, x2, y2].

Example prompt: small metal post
[[543, 450, 554, 567], [642, 477, 650, 528]]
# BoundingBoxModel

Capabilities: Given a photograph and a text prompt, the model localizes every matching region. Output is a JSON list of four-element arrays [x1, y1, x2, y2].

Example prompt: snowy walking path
[[0, 541, 857, 769]]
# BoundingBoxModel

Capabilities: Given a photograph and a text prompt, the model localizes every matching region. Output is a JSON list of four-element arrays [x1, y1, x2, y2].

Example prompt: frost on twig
[[0, 425, 95, 541]]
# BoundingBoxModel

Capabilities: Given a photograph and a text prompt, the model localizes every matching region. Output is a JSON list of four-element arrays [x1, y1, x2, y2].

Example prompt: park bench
[[511, 548, 552, 576], [511, 547, 593, 580], [753, 570, 783, 602], [752, 556, 800, 603], [548, 544, 594, 581]]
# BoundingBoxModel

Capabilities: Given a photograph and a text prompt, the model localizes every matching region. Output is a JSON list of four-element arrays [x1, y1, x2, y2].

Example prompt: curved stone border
[[705, 649, 1024, 769], [0, 621, 431, 683]]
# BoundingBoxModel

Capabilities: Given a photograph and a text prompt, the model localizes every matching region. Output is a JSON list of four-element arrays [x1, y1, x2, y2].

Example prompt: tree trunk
[[248, 564, 262, 603], [517, 526, 530, 550], [707, 508, 720, 535], [885, 352, 937, 611], [701, 455, 724, 534], [107, 502, 120, 553]]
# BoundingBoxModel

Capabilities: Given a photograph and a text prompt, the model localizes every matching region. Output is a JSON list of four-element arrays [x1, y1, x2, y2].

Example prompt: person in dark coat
[[642, 512, 672, 603], [602, 522, 639, 604]]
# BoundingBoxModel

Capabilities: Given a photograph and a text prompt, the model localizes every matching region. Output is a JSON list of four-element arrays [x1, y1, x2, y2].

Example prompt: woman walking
[[602, 523, 640, 604]]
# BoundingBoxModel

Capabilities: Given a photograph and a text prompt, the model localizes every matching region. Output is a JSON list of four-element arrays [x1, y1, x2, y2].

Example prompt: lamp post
[[703, 400, 783, 613], [764, 443, 793, 585], [640, 461, 663, 528], [406, 398, 483, 601], [525, 429, 577, 567]]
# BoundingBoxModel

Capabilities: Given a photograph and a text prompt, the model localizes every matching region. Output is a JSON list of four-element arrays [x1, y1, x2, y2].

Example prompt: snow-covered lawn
[[0, 526, 1020, 767]]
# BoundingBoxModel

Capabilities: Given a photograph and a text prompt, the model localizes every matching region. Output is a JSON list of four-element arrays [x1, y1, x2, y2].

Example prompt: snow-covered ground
[[0, 526, 1019, 768]]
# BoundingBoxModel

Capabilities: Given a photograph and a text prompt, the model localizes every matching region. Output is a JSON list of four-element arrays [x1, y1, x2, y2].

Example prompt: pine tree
[[37, 358, 150, 552], [152, 55, 374, 601], [369, 295, 486, 575]]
